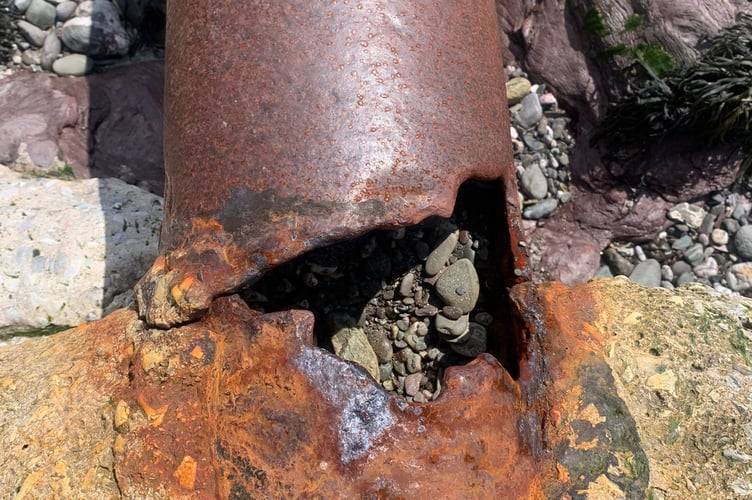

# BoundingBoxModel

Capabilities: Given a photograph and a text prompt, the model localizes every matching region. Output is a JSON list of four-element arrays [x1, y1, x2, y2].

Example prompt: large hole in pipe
[[240, 179, 523, 402]]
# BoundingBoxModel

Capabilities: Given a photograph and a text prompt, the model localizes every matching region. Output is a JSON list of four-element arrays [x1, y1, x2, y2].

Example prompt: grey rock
[[522, 198, 558, 219], [14, 0, 31, 12], [40, 32, 61, 71], [62, 2, 130, 56], [723, 218, 741, 235], [604, 248, 634, 276], [671, 260, 692, 277], [402, 349, 422, 374], [441, 305, 464, 320], [671, 234, 694, 251], [435, 313, 470, 340], [593, 265, 613, 279], [515, 92, 543, 128], [700, 213, 716, 234], [425, 230, 458, 276], [21, 48, 42, 65], [398, 272, 414, 297], [378, 363, 392, 382], [331, 327, 380, 382], [449, 323, 487, 358], [694, 257, 719, 279], [55, 1, 77, 21], [52, 54, 93, 76], [683, 243, 705, 266], [727, 263, 752, 291], [676, 271, 698, 286], [522, 134, 546, 152], [629, 259, 661, 287], [405, 331, 427, 352], [520, 164, 548, 200], [365, 328, 393, 364], [667, 202, 706, 229], [434, 259, 480, 313], [735, 225, 752, 260], [661, 281, 675, 290], [16, 20, 46, 47], [733, 203, 748, 221], [25, 0, 56, 29], [414, 304, 439, 317]]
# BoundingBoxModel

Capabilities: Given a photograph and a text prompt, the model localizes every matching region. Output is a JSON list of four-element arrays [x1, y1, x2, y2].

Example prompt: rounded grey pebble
[[520, 164, 548, 200], [425, 230, 459, 276], [16, 20, 47, 47], [522, 198, 558, 220], [734, 225, 752, 260], [435, 313, 470, 341], [52, 54, 94, 76], [398, 272, 414, 297], [604, 248, 634, 276], [14, 0, 31, 12], [55, 1, 78, 21], [434, 259, 480, 313], [25, 0, 56, 30], [442, 305, 463, 321], [683, 243, 705, 266], [676, 271, 698, 286], [722, 218, 741, 235], [473, 312, 494, 327], [40, 32, 61, 71], [671, 260, 692, 277]]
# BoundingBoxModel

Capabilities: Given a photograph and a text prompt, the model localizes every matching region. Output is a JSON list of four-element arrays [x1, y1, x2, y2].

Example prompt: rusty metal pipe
[[136, 0, 522, 327]]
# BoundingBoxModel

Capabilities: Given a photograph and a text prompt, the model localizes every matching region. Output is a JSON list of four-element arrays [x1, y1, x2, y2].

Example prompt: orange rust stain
[[136, 392, 168, 427], [189, 345, 204, 360], [173, 455, 198, 491]]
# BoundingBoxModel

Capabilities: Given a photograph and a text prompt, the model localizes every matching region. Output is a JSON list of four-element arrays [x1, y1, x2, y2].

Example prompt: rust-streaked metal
[[135, 0, 522, 327]]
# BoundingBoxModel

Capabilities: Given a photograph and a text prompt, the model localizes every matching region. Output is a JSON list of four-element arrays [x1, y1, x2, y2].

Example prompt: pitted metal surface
[[135, 0, 520, 327]]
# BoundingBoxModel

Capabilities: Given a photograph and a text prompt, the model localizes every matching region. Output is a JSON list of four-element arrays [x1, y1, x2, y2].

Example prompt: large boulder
[[0, 61, 164, 194], [0, 165, 162, 332]]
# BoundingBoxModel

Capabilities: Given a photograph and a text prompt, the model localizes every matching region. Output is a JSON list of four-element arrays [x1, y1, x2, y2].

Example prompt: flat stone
[[16, 20, 46, 47], [520, 164, 548, 200], [331, 327, 380, 382], [628, 259, 661, 287], [434, 259, 480, 313], [435, 313, 470, 341], [522, 198, 558, 219], [694, 257, 719, 279], [667, 202, 706, 229], [441, 305, 464, 320], [425, 230, 459, 276], [25, 0, 56, 29], [449, 323, 487, 358], [683, 243, 705, 266], [671, 234, 693, 251], [52, 54, 94, 76]]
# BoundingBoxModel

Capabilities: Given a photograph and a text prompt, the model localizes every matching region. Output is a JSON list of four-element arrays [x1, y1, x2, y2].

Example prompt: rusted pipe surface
[[135, 0, 521, 327]]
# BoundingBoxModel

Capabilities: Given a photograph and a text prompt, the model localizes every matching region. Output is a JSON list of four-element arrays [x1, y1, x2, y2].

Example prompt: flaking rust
[[135, 0, 525, 327], [120, 1, 649, 498]]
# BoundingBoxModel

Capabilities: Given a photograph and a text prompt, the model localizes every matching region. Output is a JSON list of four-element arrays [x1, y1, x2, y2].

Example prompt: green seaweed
[[624, 14, 644, 32], [584, 7, 609, 37]]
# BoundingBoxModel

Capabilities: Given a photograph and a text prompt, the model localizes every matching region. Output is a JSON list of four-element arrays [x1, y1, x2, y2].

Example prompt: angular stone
[[628, 259, 661, 287], [505, 77, 531, 106], [667, 202, 706, 229], [331, 327, 380, 382], [435, 259, 480, 313]]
